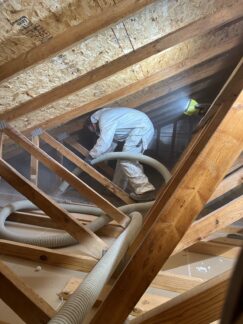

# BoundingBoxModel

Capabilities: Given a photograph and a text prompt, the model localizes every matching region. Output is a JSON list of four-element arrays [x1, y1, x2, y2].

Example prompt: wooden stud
[[227, 152, 243, 175], [1, 5, 242, 122], [151, 271, 203, 293], [187, 242, 240, 259], [58, 277, 83, 300], [130, 270, 231, 324], [0, 158, 107, 259], [131, 294, 170, 318], [208, 168, 243, 202], [211, 237, 243, 247], [40, 131, 133, 204], [0, 0, 155, 83], [89, 61, 243, 323], [0, 260, 55, 324], [0, 240, 97, 272], [30, 135, 39, 185], [3, 125, 130, 227], [173, 196, 243, 255]]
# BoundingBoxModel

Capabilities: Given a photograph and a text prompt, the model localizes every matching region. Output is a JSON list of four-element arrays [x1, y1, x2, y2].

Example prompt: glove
[[84, 155, 93, 165]]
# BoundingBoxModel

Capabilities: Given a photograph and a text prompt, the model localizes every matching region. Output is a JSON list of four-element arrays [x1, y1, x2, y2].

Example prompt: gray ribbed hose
[[0, 200, 153, 248], [49, 211, 143, 324]]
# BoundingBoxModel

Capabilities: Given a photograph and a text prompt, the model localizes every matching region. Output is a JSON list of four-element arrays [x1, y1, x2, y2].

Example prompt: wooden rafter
[[0, 0, 155, 83], [187, 242, 240, 259], [0, 260, 55, 324], [130, 270, 231, 324], [0, 158, 107, 258], [0, 240, 97, 272], [2, 124, 130, 227], [89, 60, 243, 323], [208, 168, 242, 202], [117, 54, 236, 112], [1, 4, 242, 122], [40, 131, 133, 204], [174, 196, 243, 255], [27, 48, 237, 133]]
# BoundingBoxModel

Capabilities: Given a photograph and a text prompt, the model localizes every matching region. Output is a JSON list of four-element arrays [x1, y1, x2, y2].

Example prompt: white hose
[[57, 152, 171, 194], [91, 152, 171, 183], [0, 200, 152, 248], [49, 211, 143, 324]]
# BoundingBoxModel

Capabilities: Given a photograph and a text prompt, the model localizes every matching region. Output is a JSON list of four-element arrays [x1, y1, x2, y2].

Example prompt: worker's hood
[[90, 108, 110, 124]]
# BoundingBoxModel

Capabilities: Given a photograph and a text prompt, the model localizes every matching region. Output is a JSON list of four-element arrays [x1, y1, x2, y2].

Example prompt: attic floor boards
[[0, 205, 241, 323]]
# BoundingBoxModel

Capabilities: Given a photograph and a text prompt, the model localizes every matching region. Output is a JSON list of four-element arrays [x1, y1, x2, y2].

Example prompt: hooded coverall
[[89, 107, 155, 195]]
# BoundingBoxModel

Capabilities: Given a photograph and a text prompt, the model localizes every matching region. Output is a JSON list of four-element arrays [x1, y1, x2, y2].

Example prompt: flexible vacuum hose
[[49, 211, 143, 324], [0, 200, 153, 248], [91, 152, 171, 183], [57, 152, 171, 194]]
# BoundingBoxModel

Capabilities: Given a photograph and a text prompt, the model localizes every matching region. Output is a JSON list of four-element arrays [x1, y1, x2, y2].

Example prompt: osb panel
[[1, 0, 242, 131], [10, 64, 141, 130], [138, 19, 243, 77], [122, 0, 239, 49], [1, 0, 241, 113], [0, 26, 137, 112], [9, 19, 243, 131], [0, 0, 115, 65]]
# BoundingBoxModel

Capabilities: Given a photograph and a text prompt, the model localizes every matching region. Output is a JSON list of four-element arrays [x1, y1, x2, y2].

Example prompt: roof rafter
[[0, 0, 155, 83], [25, 40, 240, 132], [1, 4, 242, 122]]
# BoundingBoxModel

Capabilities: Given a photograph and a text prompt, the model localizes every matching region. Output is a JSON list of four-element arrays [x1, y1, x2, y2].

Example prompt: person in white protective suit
[[85, 107, 156, 201]]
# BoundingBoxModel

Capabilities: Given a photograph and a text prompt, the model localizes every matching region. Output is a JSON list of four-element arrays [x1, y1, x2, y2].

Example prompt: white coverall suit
[[89, 107, 155, 195]]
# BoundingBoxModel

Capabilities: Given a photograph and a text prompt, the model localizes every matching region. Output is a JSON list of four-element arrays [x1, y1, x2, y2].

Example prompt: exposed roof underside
[[0, 0, 242, 134]]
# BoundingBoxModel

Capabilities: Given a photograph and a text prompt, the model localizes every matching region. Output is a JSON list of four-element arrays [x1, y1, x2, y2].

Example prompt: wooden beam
[[151, 271, 203, 293], [30, 135, 39, 185], [0, 239, 97, 272], [31, 48, 237, 132], [41, 131, 132, 204], [132, 294, 170, 318], [2, 124, 130, 227], [0, 0, 155, 83], [187, 242, 240, 259], [173, 196, 243, 255], [132, 60, 243, 252], [0, 158, 107, 258], [227, 152, 243, 174], [211, 237, 243, 247], [209, 168, 243, 202], [130, 270, 231, 324], [0, 260, 55, 324], [65, 137, 114, 177], [1, 5, 242, 122], [118, 56, 236, 112], [89, 61, 243, 323]]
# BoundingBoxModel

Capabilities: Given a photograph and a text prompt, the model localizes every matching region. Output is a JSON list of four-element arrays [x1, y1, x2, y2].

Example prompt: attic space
[[0, 1, 242, 323]]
